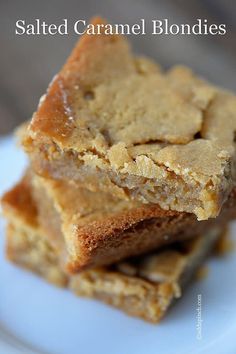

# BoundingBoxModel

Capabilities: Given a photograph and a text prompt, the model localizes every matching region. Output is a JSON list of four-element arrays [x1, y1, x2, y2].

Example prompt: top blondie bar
[[23, 17, 236, 220]]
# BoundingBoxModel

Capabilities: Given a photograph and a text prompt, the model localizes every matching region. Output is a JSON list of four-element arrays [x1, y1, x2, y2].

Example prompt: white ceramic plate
[[1, 137, 236, 354]]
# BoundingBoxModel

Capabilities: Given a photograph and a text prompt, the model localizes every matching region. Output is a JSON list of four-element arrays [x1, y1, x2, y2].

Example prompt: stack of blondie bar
[[2, 17, 236, 323]]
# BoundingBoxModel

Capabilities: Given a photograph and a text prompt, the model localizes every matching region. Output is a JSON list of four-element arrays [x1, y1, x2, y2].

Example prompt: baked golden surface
[[23, 17, 236, 220]]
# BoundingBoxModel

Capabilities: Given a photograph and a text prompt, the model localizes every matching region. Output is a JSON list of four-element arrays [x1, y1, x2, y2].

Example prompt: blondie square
[[4, 179, 223, 323], [23, 17, 236, 220], [2, 171, 236, 272]]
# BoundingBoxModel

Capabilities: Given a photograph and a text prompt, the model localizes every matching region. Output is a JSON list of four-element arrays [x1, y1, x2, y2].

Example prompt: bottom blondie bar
[[4, 179, 224, 323]]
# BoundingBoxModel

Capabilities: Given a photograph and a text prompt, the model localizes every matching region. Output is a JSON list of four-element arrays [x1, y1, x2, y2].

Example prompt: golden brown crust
[[33, 174, 236, 272], [3, 172, 236, 272], [6, 202, 223, 323], [1, 172, 38, 228], [27, 17, 134, 144]]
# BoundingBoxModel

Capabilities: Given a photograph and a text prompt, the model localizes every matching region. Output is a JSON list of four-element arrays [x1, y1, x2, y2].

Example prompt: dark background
[[1, 0, 236, 135]]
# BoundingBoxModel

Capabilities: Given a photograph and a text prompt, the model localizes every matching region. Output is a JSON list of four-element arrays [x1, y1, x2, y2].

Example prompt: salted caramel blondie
[[5, 180, 223, 323], [3, 170, 236, 272], [23, 17, 236, 220]]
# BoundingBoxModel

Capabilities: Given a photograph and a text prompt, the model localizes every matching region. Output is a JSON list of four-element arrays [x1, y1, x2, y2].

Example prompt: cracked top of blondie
[[23, 17, 236, 220]]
